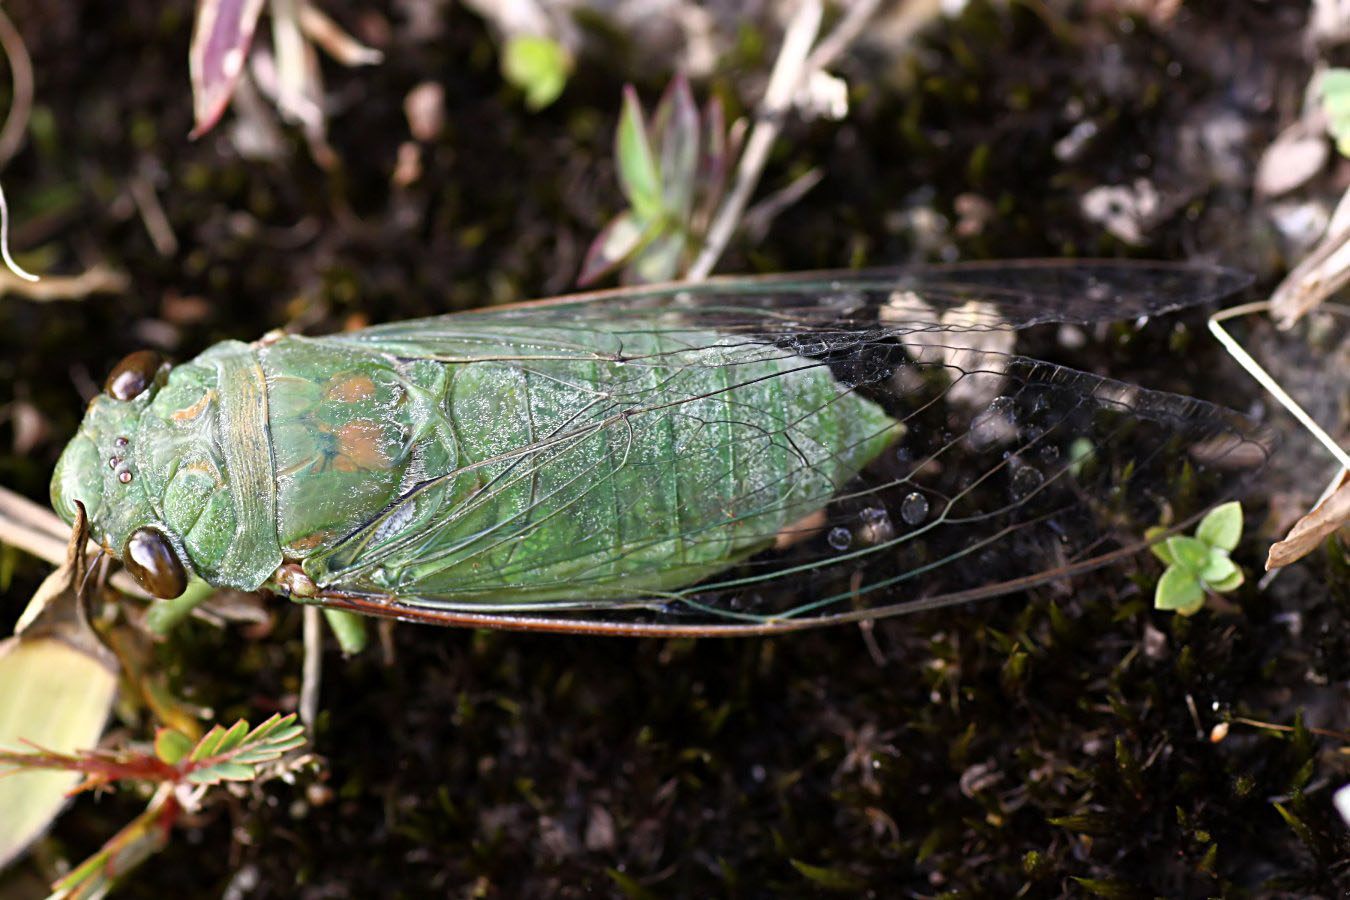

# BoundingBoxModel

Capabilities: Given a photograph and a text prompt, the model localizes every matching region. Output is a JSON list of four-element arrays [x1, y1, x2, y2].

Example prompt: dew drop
[[988, 395, 1016, 418], [900, 492, 930, 525], [1009, 466, 1043, 498], [118, 470, 133, 484], [827, 526, 852, 550], [859, 506, 894, 544]]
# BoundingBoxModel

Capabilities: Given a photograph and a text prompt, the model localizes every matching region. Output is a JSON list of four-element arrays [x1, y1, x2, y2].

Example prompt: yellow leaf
[[0, 635, 117, 870], [1266, 475, 1350, 570]]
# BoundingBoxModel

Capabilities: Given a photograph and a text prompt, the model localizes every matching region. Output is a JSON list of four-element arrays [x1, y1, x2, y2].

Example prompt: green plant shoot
[[1150, 501, 1245, 616], [501, 35, 573, 111], [0, 713, 306, 898], [579, 77, 740, 284]]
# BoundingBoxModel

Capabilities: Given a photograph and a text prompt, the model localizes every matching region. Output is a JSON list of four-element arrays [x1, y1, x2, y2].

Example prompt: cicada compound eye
[[123, 527, 188, 598], [105, 350, 163, 401]]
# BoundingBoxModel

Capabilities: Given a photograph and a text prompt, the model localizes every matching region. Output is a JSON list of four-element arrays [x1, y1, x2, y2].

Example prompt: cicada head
[[51, 350, 191, 598]]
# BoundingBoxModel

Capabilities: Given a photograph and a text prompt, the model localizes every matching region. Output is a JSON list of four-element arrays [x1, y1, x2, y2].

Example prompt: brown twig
[[129, 174, 179, 257], [686, 0, 884, 279], [1232, 715, 1350, 744], [0, 264, 128, 301], [0, 3, 33, 169], [686, 0, 823, 279]]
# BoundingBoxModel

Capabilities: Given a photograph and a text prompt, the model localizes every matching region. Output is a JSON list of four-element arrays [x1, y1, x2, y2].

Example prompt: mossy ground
[[2, 0, 1349, 896]]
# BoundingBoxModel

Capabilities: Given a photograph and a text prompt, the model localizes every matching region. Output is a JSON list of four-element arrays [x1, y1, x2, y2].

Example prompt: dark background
[[2, 0, 1349, 896]]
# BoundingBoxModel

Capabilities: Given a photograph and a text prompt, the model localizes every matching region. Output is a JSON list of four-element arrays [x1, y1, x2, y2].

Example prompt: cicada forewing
[[273, 261, 1273, 636]]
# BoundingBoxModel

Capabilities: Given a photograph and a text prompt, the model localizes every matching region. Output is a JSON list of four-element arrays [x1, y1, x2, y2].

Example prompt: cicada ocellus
[[50, 262, 1273, 636]]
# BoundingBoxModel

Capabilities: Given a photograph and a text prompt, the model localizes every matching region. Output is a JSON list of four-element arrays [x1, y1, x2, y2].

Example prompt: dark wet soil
[[3, 0, 1349, 896]]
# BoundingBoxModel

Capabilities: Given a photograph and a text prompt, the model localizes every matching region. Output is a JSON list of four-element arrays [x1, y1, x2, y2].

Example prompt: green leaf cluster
[[3, 714, 305, 898], [580, 77, 740, 285], [165, 712, 306, 785], [1149, 501, 1244, 616], [501, 35, 573, 111], [1322, 68, 1350, 158]]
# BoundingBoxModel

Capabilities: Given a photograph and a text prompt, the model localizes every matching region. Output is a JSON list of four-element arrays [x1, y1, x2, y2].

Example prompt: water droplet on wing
[[1010, 465, 1044, 498], [827, 527, 853, 550], [859, 506, 894, 544], [900, 492, 930, 525]]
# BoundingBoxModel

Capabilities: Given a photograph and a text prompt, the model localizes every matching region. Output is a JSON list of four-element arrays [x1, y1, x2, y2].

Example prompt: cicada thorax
[[134, 341, 278, 590], [130, 336, 461, 592]]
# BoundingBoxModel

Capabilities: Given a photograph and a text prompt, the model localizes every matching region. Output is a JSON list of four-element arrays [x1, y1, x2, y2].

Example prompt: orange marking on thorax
[[171, 389, 216, 421], [287, 530, 336, 552], [182, 458, 224, 486], [334, 420, 391, 472], [325, 374, 377, 403]]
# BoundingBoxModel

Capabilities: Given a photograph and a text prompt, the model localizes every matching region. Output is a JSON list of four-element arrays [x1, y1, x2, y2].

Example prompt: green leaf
[[1164, 535, 1210, 574], [143, 578, 214, 636], [605, 868, 658, 900], [1323, 68, 1350, 157], [1067, 436, 1095, 478], [1144, 525, 1174, 565], [48, 788, 174, 900], [1071, 876, 1140, 899], [1048, 811, 1113, 835], [650, 75, 699, 220], [187, 761, 252, 784], [1198, 552, 1238, 587], [789, 859, 866, 891], [627, 229, 687, 284], [153, 729, 192, 765], [182, 713, 305, 786], [1196, 501, 1242, 551], [1274, 800, 1321, 855], [323, 608, 368, 655], [578, 212, 645, 285], [616, 86, 663, 221], [191, 719, 248, 762], [501, 35, 572, 111], [1155, 565, 1205, 615], [1206, 566, 1245, 593]]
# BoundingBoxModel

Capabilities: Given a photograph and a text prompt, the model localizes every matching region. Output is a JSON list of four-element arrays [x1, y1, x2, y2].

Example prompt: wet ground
[[2, 0, 1349, 896]]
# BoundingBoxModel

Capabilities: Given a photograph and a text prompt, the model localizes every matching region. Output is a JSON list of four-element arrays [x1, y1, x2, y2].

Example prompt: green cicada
[[50, 262, 1272, 636]]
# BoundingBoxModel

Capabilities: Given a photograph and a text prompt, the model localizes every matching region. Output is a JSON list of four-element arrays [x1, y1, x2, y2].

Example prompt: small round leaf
[[1196, 501, 1243, 552], [501, 35, 572, 111], [155, 728, 193, 765], [1199, 552, 1238, 587], [1207, 566, 1245, 593], [1165, 535, 1211, 574], [1145, 526, 1175, 565], [1155, 565, 1205, 615]]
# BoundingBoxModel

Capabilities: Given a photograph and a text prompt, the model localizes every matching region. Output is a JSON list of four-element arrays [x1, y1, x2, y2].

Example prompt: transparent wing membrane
[[308, 261, 1273, 635]]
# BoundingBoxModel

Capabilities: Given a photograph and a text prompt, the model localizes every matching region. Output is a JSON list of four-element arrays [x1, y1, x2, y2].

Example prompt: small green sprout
[[501, 35, 573, 111], [1321, 68, 1350, 158], [1148, 501, 1245, 616], [579, 76, 742, 285]]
